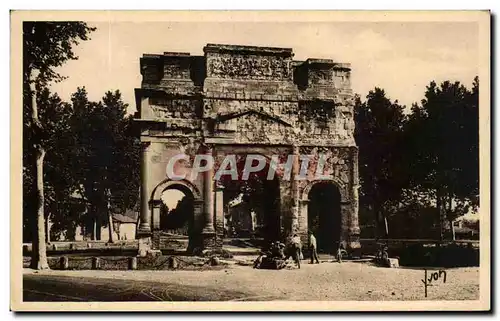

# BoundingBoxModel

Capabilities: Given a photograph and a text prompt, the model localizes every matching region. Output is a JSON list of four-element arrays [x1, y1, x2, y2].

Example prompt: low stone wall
[[23, 255, 229, 271], [360, 240, 480, 268], [23, 240, 138, 253]]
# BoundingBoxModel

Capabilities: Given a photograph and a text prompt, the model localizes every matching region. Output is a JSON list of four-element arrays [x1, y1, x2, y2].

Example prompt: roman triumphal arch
[[134, 44, 360, 254]]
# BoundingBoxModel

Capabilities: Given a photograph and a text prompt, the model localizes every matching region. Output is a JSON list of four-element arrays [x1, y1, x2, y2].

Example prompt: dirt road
[[22, 261, 479, 301]]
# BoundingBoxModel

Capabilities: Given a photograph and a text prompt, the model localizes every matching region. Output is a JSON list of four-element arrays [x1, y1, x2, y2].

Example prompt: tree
[[71, 89, 140, 242], [23, 22, 95, 269], [36, 88, 78, 242], [164, 197, 193, 235], [354, 89, 407, 238], [405, 79, 479, 240]]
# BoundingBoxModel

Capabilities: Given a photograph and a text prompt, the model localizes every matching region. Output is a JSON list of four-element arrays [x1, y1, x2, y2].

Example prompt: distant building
[[225, 201, 257, 238], [105, 209, 139, 241], [453, 215, 479, 240], [69, 209, 139, 241], [47, 187, 140, 242]]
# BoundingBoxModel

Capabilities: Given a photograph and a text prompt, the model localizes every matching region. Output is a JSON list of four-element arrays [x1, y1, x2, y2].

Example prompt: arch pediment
[[216, 108, 293, 127], [150, 178, 202, 201], [301, 178, 350, 203]]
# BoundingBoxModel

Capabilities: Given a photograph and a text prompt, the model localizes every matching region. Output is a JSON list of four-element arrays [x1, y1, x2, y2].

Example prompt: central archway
[[307, 182, 342, 254], [217, 154, 281, 247]]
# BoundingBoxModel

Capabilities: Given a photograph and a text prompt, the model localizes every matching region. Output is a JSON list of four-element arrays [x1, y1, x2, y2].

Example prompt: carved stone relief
[[291, 147, 352, 184], [233, 113, 293, 145], [308, 68, 333, 84], [207, 54, 291, 80], [149, 98, 201, 119], [163, 63, 190, 79], [208, 100, 297, 125]]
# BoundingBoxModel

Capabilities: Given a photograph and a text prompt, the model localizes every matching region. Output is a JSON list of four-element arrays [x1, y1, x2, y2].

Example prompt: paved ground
[[23, 261, 479, 301]]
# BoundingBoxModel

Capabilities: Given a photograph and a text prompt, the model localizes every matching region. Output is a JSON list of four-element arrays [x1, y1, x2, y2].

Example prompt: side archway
[[151, 178, 202, 202], [301, 179, 347, 254], [301, 178, 348, 203], [149, 178, 203, 252]]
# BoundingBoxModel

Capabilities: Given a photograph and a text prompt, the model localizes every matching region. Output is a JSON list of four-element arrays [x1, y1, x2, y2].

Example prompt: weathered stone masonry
[[134, 44, 360, 253]]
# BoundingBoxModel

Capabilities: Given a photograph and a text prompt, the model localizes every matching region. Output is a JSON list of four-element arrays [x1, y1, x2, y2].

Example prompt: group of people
[[254, 231, 343, 269], [288, 231, 321, 268]]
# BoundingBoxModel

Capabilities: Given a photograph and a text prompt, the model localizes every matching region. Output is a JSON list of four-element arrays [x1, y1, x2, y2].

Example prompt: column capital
[[150, 199, 163, 207], [200, 141, 214, 152], [193, 199, 204, 205], [215, 181, 225, 191], [141, 141, 151, 151]]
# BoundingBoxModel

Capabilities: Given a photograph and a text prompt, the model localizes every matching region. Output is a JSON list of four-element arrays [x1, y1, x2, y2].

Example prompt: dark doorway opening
[[308, 182, 341, 254]]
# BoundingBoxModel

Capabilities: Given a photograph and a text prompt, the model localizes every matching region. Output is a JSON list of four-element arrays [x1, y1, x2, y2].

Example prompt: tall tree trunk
[[45, 213, 51, 244], [437, 188, 445, 242], [107, 214, 115, 243], [29, 70, 49, 270], [106, 188, 115, 243], [30, 146, 49, 269], [96, 216, 102, 240], [448, 194, 453, 241], [107, 198, 115, 243], [374, 202, 387, 240], [91, 206, 97, 241], [450, 219, 456, 241]]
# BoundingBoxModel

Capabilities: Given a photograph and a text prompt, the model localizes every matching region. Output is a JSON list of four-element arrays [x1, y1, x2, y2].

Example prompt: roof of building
[[112, 209, 139, 224], [455, 227, 477, 234]]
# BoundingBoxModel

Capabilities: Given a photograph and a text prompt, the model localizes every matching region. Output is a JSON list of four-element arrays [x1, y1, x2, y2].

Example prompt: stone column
[[348, 146, 361, 251], [188, 199, 204, 253], [214, 183, 225, 248], [279, 181, 290, 238], [290, 145, 300, 236], [138, 141, 152, 235], [348, 185, 361, 251], [201, 144, 216, 248], [340, 202, 351, 250], [151, 200, 161, 230], [298, 199, 309, 245]]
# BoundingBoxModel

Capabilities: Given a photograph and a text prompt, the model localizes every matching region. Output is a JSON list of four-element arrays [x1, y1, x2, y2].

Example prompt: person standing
[[308, 230, 320, 264], [288, 234, 302, 269]]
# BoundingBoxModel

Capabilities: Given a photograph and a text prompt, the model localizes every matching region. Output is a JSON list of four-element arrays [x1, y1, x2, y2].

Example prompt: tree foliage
[[23, 22, 96, 85], [70, 88, 141, 240], [23, 21, 95, 269], [404, 78, 479, 238], [355, 79, 479, 239], [354, 88, 407, 235], [24, 85, 141, 243]]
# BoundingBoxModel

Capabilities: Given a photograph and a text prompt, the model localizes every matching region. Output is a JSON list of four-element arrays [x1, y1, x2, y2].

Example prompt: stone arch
[[151, 178, 202, 202], [301, 178, 349, 203], [150, 178, 203, 253], [216, 151, 282, 242], [301, 179, 345, 253]]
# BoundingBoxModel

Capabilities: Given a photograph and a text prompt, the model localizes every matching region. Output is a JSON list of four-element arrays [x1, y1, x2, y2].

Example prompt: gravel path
[[23, 261, 479, 301]]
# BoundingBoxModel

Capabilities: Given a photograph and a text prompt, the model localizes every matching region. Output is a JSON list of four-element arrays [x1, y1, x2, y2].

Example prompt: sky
[[50, 21, 479, 112], [160, 189, 184, 210]]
